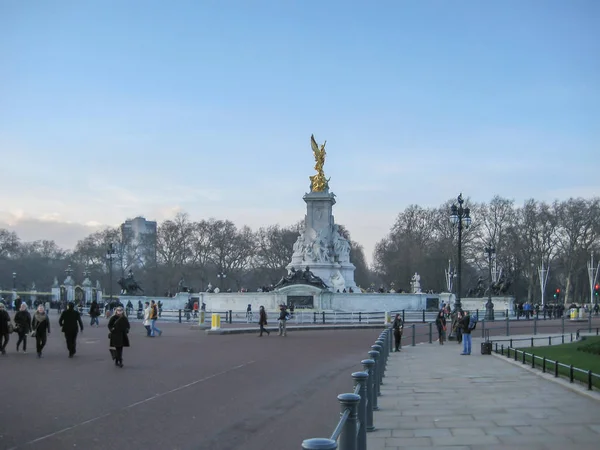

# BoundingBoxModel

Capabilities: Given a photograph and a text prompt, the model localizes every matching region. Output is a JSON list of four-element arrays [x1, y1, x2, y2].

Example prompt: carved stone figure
[[330, 270, 346, 292], [332, 225, 351, 263], [410, 273, 422, 293]]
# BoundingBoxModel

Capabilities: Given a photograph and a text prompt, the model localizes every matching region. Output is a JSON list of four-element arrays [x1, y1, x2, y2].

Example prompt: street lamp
[[106, 243, 117, 306], [484, 244, 496, 321], [449, 193, 471, 312], [217, 270, 227, 291]]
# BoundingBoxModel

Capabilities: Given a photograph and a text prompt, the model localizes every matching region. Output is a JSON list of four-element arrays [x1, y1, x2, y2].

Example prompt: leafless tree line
[[374, 196, 600, 304], [0, 213, 370, 296]]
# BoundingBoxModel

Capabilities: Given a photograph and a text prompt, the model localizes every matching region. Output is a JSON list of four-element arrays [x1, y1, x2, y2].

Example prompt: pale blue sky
[[1, 0, 598, 262]]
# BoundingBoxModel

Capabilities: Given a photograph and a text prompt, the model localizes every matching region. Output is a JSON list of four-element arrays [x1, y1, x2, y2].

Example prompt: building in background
[[120, 217, 157, 268]]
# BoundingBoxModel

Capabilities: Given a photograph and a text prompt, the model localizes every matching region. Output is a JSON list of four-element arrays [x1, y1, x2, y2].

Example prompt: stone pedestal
[[286, 190, 359, 292]]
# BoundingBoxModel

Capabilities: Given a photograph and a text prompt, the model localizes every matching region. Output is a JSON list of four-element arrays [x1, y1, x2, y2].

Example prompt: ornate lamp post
[[484, 244, 496, 321], [217, 270, 227, 291], [106, 243, 117, 306], [449, 193, 471, 312]]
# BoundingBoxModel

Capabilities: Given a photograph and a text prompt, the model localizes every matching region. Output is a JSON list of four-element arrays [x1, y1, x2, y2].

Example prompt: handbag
[[8, 322, 14, 334]]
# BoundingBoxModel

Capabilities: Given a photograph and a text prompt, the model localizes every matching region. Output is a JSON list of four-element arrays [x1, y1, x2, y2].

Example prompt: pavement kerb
[[193, 323, 388, 334]]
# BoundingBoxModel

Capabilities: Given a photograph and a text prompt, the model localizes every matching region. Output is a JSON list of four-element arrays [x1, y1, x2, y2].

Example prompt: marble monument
[[285, 135, 360, 292]]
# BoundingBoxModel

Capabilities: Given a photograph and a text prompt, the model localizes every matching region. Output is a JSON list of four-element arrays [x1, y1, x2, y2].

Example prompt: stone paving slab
[[368, 338, 600, 449]]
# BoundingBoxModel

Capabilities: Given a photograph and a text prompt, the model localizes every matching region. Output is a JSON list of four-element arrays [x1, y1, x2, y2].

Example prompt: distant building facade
[[120, 217, 157, 267]]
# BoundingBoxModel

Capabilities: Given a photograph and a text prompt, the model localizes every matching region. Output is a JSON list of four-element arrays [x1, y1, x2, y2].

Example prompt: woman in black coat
[[32, 304, 51, 358], [14, 303, 32, 353], [108, 306, 130, 368], [435, 310, 447, 345]]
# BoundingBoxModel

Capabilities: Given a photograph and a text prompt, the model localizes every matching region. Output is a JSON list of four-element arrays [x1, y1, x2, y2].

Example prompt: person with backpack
[[460, 311, 477, 355]]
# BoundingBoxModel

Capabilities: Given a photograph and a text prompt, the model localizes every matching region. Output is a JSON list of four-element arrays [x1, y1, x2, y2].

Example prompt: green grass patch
[[512, 337, 600, 389]]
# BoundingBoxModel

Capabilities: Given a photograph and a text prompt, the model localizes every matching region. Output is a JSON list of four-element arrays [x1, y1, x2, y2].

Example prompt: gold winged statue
[[309, 134, 330, 192]]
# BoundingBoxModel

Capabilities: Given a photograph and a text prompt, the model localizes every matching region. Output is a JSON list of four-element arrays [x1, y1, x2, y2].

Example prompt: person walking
[[0, 303, 11, 355], [108, 306, 130, 368], [59, 302, 84, 358], [392, 313, 403, 352], [278, 305, 289, 337], [31, 304, 51, 358], [143, 301, 152, 337], [258, 306, 270, 337], [89, 300, 101, 327], [435, 310, 447, 345], [14, 303, 32, 353], [149, 300, 162, 337]]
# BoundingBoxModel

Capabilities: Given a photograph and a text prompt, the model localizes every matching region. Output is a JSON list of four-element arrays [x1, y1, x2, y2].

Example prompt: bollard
[[506, 316, 510, 336], [211, 313, 221, 330], [337, 393, 360, 450], [411, 324, 416, 346], [548, 336, 551, 346], [402, 309, 405, 323], [376, 338, 386, 370], [367, 351, 379, 410], [178, 309, 182, 323], [428, 322, 432, 343], [302, 438, 338, 450], [422, 309, 425, 323], [228, 310, 232, 324], [481, 319, 485, 338], [352, 371, 369, 450], [314, 312, 317, 324], [361, 359, 376, 428], [358, 312, 362, 323], [371, 344, 383, 390]]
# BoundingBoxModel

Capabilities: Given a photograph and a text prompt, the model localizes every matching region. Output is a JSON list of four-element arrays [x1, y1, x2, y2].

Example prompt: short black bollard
[[531, 337, 534, 347], [314, 312, 317, 324], [555, 360, 559, 377], [532, 354, 535, 369], [506, 317, 510, 336], [178, 309, 182, 323], [352, 371, 369, 449], [302, 438, 338, 450], [522, 351, 526, 364], [361, 359, 376, 429], [422, 309, 425, 323], [371, 344, 383, 390], [510, 339, 513, 348], [402, 309, 405, 323], [337, 393, 360, 450], [569, 365, 574, 383], [358, 312, 362, 323], [428, 322, 432, 344], [322, 311, 326, 324], [588, 370, 593, 391], [548, 336, 551, 346], [542, 357, 546, 373], [228, 310, 232, 324], [411, 324, 416, 346], [367, 351, 379, 410]]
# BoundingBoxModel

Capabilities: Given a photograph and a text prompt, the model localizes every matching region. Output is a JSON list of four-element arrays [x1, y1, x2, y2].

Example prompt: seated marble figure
[[274, 267, 328, 289]]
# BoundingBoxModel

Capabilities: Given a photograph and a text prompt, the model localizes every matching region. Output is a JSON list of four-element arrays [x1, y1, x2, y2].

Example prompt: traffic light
[[595, 284, 599, 297], [553, 288, 561, 300]]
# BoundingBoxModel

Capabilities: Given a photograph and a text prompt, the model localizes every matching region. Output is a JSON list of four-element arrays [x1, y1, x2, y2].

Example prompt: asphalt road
[[0, 316, 382, 450]]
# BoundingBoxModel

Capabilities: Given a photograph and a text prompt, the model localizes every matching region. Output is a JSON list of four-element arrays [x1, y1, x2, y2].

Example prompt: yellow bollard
[[211, 313, 221, 330], [384, 311, 391, 324]]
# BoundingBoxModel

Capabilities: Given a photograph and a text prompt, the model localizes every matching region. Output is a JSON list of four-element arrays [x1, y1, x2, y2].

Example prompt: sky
[[1, 0, 599, 264]]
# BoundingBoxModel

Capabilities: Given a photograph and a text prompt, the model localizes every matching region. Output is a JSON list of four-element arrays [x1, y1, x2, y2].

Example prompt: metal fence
[[301, 327, 393, 450], [492, 339, 600, 391]]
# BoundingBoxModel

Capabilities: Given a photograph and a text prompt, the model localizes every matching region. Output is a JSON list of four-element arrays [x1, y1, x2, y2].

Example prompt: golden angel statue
[[309, 134, 330, 192]]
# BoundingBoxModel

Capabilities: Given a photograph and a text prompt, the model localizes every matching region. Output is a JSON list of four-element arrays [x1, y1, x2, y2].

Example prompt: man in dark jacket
[[59, 302, 84, 358], [460, 311, 474, 355]]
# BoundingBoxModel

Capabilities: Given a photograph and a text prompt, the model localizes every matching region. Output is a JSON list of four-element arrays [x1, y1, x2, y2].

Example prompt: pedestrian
[[108, 306, 130, 368], [453, 311, 463, 344], [392, 313, 403, 352], [150, 300, 162, 337], [258, 306, 270, 337], [89, 300, 101, 327], [460, 311, 475, 355], [59, 302, 84, 358], [278, 305, 289, 337], [0, 303, 11, 355], [143, 301, 152, 337], [14, 303, 32, 353], [31, 304, 51, 358], [435, 310, 446, 345]]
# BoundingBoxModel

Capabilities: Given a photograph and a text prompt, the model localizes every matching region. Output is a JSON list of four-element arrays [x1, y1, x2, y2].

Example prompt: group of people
[[436, 309, 477, 355], [257, 304, 291, 337]]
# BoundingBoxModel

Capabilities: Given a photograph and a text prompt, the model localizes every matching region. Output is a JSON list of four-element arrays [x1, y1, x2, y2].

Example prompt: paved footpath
[[368, 337, 600, 450]]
